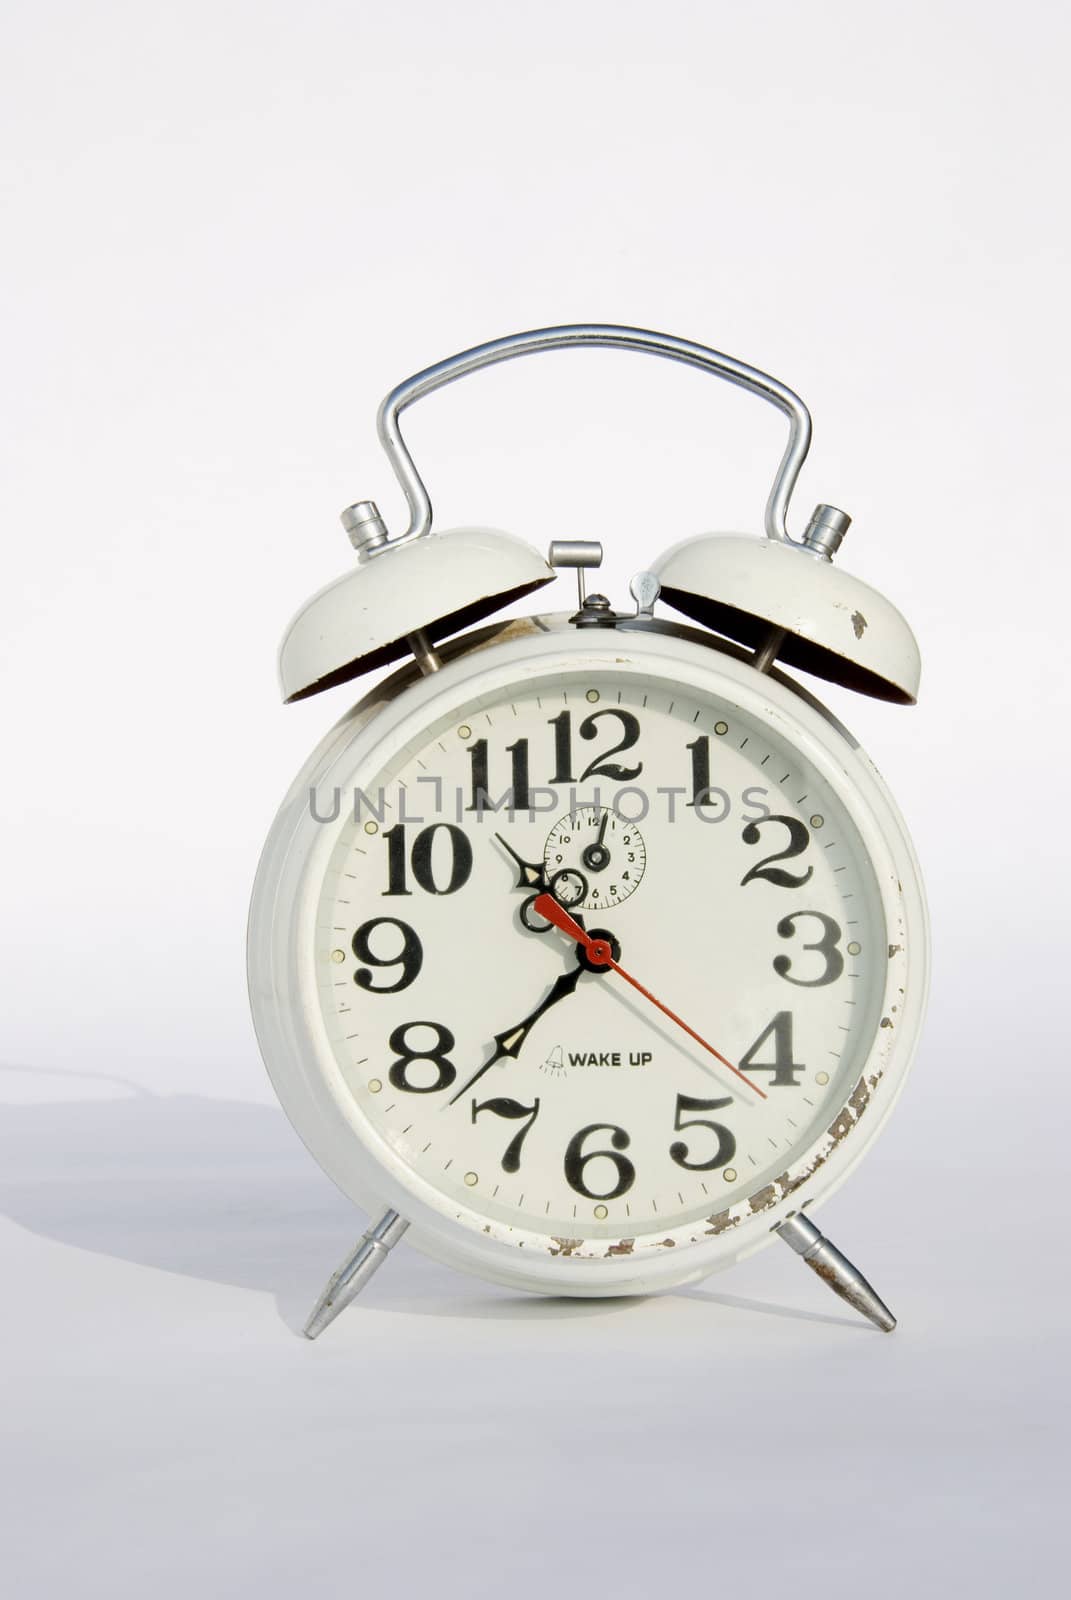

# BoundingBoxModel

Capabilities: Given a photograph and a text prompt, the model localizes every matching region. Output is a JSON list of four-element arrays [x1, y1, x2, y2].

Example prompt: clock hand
[[597, 809, 610, 848], [448, 962, 584, 1104], [493, 831, 546, 890], [532, 893, 767, 1101]]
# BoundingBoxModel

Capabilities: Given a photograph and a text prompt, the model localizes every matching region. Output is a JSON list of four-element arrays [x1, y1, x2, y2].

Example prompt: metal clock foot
[[776, 1213, 897, 1332], [303, 1209, 410, 1340]]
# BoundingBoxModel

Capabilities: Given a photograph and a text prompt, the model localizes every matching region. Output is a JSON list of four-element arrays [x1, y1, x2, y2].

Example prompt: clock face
[[307, 656, 894, 1253]]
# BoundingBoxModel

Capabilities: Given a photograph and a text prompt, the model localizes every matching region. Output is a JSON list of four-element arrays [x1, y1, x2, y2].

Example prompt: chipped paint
[[888, 943, 902, 958], [848, 1078, 871, 1119], [704, 1210, 738, 1236], [851, 610, 867, 638], [605, 1238, 635, 1257], [691, 1063, 888, 1243], [880, 1015, 893, 1028], [548, 1237, 584, 1257], [829, 1109, 854, 1141]]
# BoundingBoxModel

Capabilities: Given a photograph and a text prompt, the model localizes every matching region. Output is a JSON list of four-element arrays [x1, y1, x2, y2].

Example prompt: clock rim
[[248, 618, 928, 1297]]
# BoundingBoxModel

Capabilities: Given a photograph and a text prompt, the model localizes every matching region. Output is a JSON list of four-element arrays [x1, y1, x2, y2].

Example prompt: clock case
[[248, 324, 928, 1308], [249, 619, 927, 1297]]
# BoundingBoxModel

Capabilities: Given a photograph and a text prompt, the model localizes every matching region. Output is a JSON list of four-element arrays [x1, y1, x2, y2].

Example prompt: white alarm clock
[[247, 326, 928, 1338]]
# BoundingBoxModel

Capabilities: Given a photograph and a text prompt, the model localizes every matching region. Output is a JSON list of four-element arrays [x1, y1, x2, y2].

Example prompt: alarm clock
[[247, 325, 928, 1339]]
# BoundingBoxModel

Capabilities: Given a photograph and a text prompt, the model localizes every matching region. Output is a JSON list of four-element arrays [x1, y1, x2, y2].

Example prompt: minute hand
[[531, 893, 767, 1101], [448, 964, 583, 1105]]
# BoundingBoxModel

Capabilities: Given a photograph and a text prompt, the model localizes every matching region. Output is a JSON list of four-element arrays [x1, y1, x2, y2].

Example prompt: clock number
[[466, 738, 531, 812], [387, 1020, 457, 1093], [383, 823, 473, 895], [685, 735, 717, 808], [548, 710, 574, 783], [471, 1096, 541, 1173], [774, 912, 845, 987], [669, 1094, 736, 1171], [740, 815, 814, 888], [738, 1011, 804, 1086], [383, 821, 410, 895], [351, 918, 423, 993], [546, 710, 643, 784], [579, 709, 642, 782], [564, 1122, 635, 1200]]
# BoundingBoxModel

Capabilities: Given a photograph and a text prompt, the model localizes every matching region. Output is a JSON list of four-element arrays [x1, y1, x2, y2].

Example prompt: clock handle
[[373, 323, 813, 550]]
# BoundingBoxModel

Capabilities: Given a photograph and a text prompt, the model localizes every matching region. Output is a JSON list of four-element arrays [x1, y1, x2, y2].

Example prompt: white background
[[2, 2, 1067, 1594]]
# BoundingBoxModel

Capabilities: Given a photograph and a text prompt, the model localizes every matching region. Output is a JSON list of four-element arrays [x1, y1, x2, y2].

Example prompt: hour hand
[[448, 964, 583, 1104], [494, 831, 546, 890]]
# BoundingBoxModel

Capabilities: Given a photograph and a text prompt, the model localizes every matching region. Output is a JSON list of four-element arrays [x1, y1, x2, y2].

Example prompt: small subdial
[[543, 808, 646, 910]]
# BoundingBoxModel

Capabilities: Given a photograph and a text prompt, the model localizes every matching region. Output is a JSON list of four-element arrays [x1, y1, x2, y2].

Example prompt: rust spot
[[888, 943, 902, 958], [549, 1237, 584, 1257], [659, 1237, 676, 1248], [806, 1257, 883, 1321], [811, 1259, 840, 1289], [605, 1238, 635, 1257], [880, 1015, 893, 1029], [851, 611, 867, 638]]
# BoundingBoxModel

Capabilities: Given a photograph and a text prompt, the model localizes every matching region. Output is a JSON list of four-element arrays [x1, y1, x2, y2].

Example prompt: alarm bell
[[279, 324, 920, 706], [651, 511, 921, 705], [279, 517, 553, 702]]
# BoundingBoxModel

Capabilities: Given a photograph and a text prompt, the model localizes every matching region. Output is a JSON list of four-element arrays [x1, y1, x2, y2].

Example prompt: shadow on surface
[[0, 1077, 857, 1332]]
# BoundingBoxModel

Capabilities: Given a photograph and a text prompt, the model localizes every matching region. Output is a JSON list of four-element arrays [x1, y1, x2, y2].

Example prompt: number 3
[[773, 912, 844, 987]]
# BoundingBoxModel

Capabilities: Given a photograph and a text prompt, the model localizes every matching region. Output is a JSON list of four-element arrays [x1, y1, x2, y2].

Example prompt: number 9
[[351, 918, 424, 993]]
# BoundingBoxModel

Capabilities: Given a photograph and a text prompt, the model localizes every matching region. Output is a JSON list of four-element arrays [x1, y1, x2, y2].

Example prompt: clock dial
[[311, 665, 888, 1247]]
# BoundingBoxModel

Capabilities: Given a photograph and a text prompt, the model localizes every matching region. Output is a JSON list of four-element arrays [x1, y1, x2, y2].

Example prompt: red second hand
[[532, 893, 767, 1101]]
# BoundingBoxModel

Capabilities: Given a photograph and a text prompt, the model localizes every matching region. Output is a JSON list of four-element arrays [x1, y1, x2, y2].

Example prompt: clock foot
[[303, 1209, 410, 1340], [776, 1213, 897, 1332]]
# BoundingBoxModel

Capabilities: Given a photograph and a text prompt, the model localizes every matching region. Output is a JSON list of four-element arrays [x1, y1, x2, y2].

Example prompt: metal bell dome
[[279, 520, 552, 702], [652, 517, 921, 705]]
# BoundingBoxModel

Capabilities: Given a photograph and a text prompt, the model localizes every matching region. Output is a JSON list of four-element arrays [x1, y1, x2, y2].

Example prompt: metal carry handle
[[374, 323, 813, 549]]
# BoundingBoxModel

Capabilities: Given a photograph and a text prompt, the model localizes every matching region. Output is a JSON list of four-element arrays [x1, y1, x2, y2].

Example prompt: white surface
[[2, 1, 1068, 1593], [3, 1092, 1063, 1595]]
